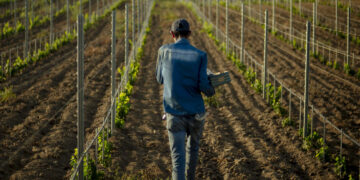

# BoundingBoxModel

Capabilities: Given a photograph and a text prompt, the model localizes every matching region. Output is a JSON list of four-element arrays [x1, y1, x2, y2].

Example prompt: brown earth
[[106, 1, 338, 179], [0, 5, 128, 179]]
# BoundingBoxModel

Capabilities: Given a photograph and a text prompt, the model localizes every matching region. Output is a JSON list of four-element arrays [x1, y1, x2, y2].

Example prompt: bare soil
[[106, 1, 338, 179]]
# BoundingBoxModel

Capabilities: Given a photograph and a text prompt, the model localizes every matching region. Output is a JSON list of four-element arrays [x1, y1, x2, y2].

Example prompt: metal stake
[[289, 89, 292, 121], [216, 0, 219, 40], [67, 0, 70, 32], [76, 14, 84, 180], [335, 0, 338, 35], [226, 0, 228, 55], [241, 3, 244, 63], [303, 21, 311, 138], [263, 10, 268, 99], [25, 0, 29, 60], [132, 0, 136, 58], [290, 0, 292, 41], [50, 0, 54, 45], [312, 3, 316, 53], [346, 7, 350, 65], [272, 0, 275, 32], [111, 11, 116, 132], [311, 105, 314, 135], [125, 4, 129, 85]]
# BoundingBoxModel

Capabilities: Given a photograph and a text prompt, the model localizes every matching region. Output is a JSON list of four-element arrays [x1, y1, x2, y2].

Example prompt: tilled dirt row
[[0, 7, 126, 179], [0, 0, 114, 52], [107, 1, 336, 179], [257, 3, 360, 68], [300, 2, 360, 34], [209, 4, 360, 142]]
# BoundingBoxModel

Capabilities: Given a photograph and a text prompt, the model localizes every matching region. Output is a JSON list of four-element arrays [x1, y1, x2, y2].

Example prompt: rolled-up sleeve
[[156, 47, 163, 84], [199, 53, 215, 97]]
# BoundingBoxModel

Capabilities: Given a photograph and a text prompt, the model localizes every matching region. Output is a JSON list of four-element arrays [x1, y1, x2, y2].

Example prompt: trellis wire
[[0, 0, 119, 79], [191, 0, 360, 175], [69, 0, 153, 179]]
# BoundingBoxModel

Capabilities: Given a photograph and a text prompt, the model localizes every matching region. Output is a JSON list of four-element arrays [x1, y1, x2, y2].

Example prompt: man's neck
[[175, 37, 188, 42]]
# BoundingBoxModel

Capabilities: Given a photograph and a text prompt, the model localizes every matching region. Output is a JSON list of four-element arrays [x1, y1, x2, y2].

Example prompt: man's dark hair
[[171, 19, 191, 38], [173, 30, 191, 38]]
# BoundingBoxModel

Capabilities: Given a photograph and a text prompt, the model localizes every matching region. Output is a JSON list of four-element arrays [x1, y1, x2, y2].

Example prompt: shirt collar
[[175, 38, 190, 45]]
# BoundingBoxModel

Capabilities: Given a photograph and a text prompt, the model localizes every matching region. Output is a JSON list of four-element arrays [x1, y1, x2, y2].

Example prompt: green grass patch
[[0, 86, 15, 102]]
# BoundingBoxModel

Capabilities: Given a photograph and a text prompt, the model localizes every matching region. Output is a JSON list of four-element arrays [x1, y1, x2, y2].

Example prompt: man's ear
[[170, 31, 175, 38]]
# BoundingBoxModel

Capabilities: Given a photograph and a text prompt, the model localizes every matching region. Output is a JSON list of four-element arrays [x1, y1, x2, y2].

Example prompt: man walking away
[[156, 18, 215, 180]]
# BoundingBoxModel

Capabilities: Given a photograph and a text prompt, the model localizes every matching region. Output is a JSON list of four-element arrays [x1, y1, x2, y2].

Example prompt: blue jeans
[[166, 113, 205, 180]]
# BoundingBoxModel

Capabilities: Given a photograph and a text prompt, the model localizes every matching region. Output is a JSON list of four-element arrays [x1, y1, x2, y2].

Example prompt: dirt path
[[108, 1, 336, 179], [0, 6, 127, 179]]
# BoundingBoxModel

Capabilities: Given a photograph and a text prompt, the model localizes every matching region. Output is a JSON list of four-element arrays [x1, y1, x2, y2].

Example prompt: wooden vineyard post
[[335, 0, 338, 35], [14, 0, 17, 27], [290, 0, 293, 42], [96, 0, 99, 18], [322, 116, 326, 160], [249, 0, 251, 19], [25, 0, 29, 61], [226, 0, 228, 55], [56, 0, 58, 12], [31, 0, 34, 23], [272, 0, 275, 32], [312, 3, 316, 53], [125, 4, 129, 85], [76, 14, 84, 180], [102, 0, 104, 14], [80, 0, 83, 15], [311, 105, 314, 135], [89, 0, 92, 20], [259, 0, 262, 21], [208, 0, 211, 21], [95, 128, 98, 164], [216, 0, 219, 40], [303, 21, 310, 138], [67, 0, 70, 32], [102, 130, 105, 161], [50, 0, 54, 45], [1, 53, 3, 78], [346, 7, 350, 65], [339, 129, 343, 177], [299, 97, 302, 131], [263, 10, 268, 99], [280, 82, 283, 103], [132, 0, 135, 57], [203, 0, 205, 15], [241, 3, 244, 63], [289, 89, 292, 121], [137, 0, 140, 36], [299, 0, 301, 16], [142, 0, 144, 25], [273, 76, 276, 103], [111, 11, 116, 132], [340, 129, 343, 158]]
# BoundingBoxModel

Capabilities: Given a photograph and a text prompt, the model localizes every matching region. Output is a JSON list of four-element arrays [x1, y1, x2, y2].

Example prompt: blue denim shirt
[[156, 38, 215, 115]]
